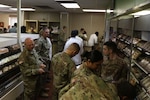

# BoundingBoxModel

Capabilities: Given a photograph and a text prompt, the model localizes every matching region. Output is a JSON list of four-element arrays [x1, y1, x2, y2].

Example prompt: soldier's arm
[[121, 62, 129, 80], [37, 53, 44, 65], [117, 61, 129, 83], [33, 49, 45, 65], [19, 54, 43, 76], [36, 40, 43, 54], [20, 62, 43, 76]]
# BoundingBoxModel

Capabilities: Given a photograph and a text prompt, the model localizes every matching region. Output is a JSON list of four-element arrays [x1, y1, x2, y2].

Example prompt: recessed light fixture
[[55, 0, 74, 1], [60, 3, 80, 8], [10, 8, 35, 11], [55, 0, 80, 8], [0, 4, 11, 8], [83, 9, 113, 13]]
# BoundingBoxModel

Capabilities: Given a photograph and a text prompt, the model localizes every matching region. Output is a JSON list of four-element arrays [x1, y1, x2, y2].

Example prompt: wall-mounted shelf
[[108, 8, 150, 99], [25, 20, 38, 33]]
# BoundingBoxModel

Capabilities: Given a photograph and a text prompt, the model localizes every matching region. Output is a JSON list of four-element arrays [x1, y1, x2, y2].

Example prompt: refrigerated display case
[[0, 33, 39, 100]]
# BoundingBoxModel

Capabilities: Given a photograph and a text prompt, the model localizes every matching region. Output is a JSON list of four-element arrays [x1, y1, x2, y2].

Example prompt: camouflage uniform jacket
[[101, 56, 128, 83], [18, 48, 43, 90], [51, 52, 76, 92], [36, 36, 52, 60], [58, 29, 66, 45], [59, 63, 119, 100]]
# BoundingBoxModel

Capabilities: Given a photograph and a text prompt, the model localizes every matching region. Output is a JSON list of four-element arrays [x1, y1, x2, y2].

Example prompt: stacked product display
[[116, 34, 132, 58], [116, 33, 150, 99], [0, 44, 21, 96], [0, 33, 39, 99]]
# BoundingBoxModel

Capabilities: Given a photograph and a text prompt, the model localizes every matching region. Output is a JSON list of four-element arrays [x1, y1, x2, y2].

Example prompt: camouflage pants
[[23, 87, 36, 100], [52, 89, 58, 100]]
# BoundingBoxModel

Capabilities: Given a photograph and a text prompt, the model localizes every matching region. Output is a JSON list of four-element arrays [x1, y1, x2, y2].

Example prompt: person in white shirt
[[82, 31, 88, 46], [88, 32, 99, 50], [64, 30, 84, 66], [76, 34, 84, 45]]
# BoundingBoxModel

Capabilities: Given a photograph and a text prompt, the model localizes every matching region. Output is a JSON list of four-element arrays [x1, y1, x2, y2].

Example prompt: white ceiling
[[0, 0, 114, 13]]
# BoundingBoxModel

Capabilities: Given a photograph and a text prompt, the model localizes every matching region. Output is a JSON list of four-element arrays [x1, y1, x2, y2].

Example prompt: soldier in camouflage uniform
[[18, 38, 46, 100], [58, 26, 67, 52], [51, 43, 80, 100], [101, 41, 128, 85], [59, 50, 119, 100], [36, 27, 52, 97], [36, 27, 52, 69]]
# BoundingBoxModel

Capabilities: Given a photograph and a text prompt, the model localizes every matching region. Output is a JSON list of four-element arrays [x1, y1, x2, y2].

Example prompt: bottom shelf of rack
[[0, 78, 23, 100]]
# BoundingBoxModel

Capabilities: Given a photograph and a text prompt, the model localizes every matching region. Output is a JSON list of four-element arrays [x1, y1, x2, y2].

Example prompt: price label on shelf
[[145, 52, 150, 56], [137, 47, 142, 51], [120, 39, 124, 41]]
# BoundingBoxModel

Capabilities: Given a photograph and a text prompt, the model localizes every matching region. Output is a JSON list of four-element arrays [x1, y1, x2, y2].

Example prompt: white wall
[[69, 13, 105, 39], [0, 12, 17, 28], [0, 12, 106, 39], [0, 12, 27, 28], [26, 12, 60, 22], [24, 12, 106, 39], [142, 31, 150, 42]]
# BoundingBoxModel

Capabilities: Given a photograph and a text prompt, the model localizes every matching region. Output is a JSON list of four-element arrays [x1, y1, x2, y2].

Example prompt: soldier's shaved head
[[67, 43, 80, 51], [24, 38, 35, 51], [65, 43, 80, 57], [25, 38, 33, 44]]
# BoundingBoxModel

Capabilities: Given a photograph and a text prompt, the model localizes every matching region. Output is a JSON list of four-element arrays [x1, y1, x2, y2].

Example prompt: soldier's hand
[[38, 68, 45, 74], [40, 64, 46, 69]]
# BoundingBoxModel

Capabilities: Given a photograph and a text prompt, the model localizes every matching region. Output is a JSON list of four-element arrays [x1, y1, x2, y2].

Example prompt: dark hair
[[103, 41, 118, 53], [80, 28, 84, 31], [63, 26, 66, 29], [83, 31, 87, 34], [21, 26, 26, 33], [4, 28, 7, 33], [71, 30, 78, 37], [42, 26, 49, 31], [82, 50, 103, 63], [117, 81, 137, 100], [14, 23, 17, 27], [95, 32, 99, 36]]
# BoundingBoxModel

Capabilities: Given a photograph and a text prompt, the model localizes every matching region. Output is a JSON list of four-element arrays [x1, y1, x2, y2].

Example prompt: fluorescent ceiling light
[[131, 10, 150, 16], [83, 9, 113, 13], [0, 4, 11, 8], [61, 3, 80, 8], [55, 0, 74, 1], [10, 8, 35, 11]]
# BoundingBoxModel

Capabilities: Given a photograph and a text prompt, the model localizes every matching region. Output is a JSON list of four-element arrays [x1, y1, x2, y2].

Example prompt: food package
[[2, 66, 9, 73], [145, 63, 150, 73], [0, 48, 9, 55], [139, 59, 149, 67], [11, 44, 20, 50], [132, 49, 141, 60]]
